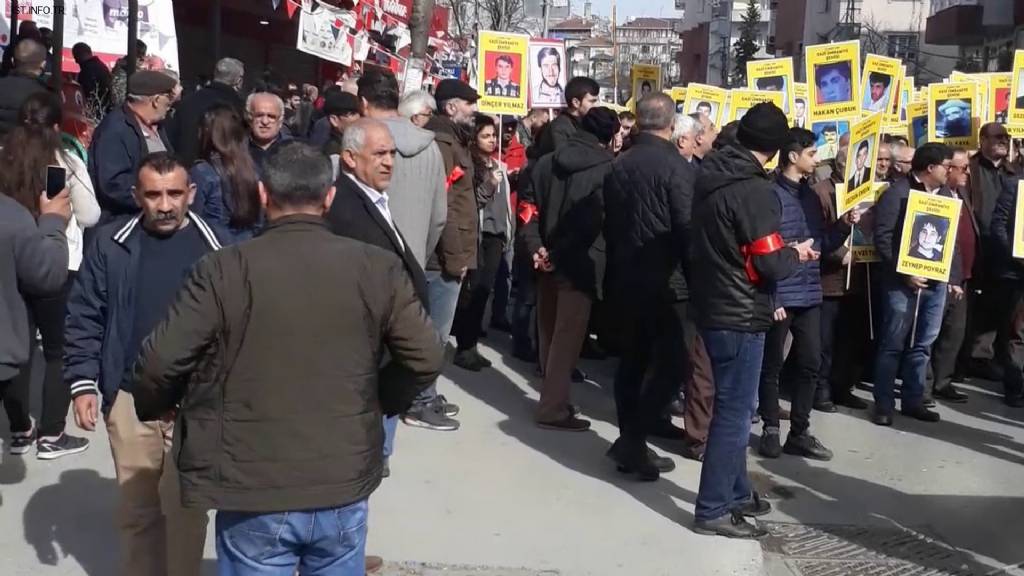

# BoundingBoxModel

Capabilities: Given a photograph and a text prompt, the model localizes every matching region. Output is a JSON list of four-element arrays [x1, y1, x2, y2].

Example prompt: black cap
[[737, 102, 791, 154], [434, 79, 479, 104], [127, 70, 177, 96], [580, 107, 621, 143], [324, 91, 361, 116]]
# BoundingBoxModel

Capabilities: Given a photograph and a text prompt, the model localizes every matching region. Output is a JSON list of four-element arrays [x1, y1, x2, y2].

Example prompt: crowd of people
[[2, 36, 1024, 573]]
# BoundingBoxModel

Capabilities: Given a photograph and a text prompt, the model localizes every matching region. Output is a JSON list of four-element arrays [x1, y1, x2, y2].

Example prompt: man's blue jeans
[[411, 270, 462, 408], [695, 329, 765, 522], [216, 500, 368, 576], [873, 277, 947, 414]]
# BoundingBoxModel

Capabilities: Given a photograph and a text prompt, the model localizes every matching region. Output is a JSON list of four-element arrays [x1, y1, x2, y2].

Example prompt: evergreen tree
[[732, 0, 761, 86]]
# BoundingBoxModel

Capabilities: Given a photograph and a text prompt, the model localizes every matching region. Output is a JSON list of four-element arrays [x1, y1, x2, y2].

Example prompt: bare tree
[[479, 0, 527, 32]]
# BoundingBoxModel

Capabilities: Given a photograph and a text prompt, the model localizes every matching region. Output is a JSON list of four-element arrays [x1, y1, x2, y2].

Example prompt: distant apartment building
[[617, 17, 685, 85], [678, 0, 773, 86], [926, 0, 1020, 73]]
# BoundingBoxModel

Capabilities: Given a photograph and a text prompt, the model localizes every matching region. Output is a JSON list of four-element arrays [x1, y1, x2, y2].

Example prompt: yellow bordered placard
[[1014, 181, 1024, 260], [726, 89, 784, 124], [747, 57, 795, 114], [908, 101, 929, 147], [896, 190, 962, 283], [792, 82, 809, 128], [928, 82, 978, 148], [683, 83, 728, 127], [805, 40, 861, 123], [630, 64, 661, 111], [477, 30, 529, 116], [861, 54, 901, 115], [839, 112, 884, 215], [850, 182, 889, 263]]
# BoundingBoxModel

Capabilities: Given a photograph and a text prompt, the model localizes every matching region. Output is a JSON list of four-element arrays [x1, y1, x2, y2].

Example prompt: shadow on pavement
[[758, 456, 1023, 575], [23, 468, 118, 575], [445, 338, 699, 530]]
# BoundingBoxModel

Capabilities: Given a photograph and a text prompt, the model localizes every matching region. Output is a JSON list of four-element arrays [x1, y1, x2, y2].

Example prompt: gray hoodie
[[0, 195, 68, 380], [380, 117, 447, 269]]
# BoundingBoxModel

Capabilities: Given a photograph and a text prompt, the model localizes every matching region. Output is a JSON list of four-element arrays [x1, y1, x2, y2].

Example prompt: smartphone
[[45, 165, 66, 199]]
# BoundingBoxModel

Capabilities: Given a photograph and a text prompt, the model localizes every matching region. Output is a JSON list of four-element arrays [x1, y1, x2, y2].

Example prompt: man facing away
[[690, 103, 816, 538], [132, 142, 444, 575], [403, 78, 480, 431], [166, 57, 246, 165], [603, 93, 698, 479], [872, 143, 959, 425], [65, 153, 223, 575], [0, 38, 49, 138], [72, 42, 114, 113]]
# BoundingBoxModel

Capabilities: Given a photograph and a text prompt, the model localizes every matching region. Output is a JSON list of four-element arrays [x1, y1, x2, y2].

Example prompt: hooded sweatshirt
[[380, 116, 448, 269], [520, 131, 612, 298], [691, 144, 800, 332]]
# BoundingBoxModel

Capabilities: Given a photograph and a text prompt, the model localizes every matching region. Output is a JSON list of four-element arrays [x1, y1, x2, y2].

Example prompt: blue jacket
[[64, 212, 227, 413], [189, 160, 259, 242], [771, 174, 847, 309], [88, 105, 173, 217]]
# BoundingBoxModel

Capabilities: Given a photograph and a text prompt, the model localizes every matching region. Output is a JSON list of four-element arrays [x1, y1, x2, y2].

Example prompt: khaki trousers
[[105, 391, 208, 576], [536, 273, 592, 422]]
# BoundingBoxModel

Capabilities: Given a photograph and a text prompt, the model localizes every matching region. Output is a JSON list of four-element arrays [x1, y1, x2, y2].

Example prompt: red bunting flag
[[285, 0, 301, 19]]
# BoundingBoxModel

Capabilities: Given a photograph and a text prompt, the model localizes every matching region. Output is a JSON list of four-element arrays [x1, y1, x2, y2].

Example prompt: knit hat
[[127, 70, 178, 97], [580, 106, 621, 144], [737, 102, 791, 153]]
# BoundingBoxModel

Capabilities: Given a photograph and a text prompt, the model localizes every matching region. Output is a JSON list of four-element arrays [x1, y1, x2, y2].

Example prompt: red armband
[[445, 166, 465, 192], [518, 201, 539, 225], [740, 232, 785, 284]]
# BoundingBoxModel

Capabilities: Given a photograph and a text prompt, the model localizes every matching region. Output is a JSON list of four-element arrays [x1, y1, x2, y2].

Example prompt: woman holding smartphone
[[0, 92, 99, 459]]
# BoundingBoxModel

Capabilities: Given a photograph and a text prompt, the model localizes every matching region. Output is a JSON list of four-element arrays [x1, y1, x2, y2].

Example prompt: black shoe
[[678, 441, 705, 462], [901, 405, 941, 422], [649, 419, 686, 441], [9, 422, 35, 456], [402, 401, 461, 431], [489, 318, 513, 333], [813, 399, 837, 413], [783, 432, 834, 461], [571, 368, 587, 383], [436, 394, 460, 417], [833, 390, 868, 409], [512, 348, 538, 363], [453, 348, 492, 371], [537, 415, 591, 432], [607, 439, 661, 481], [922, 395, 936, 408], [669, 398, 686, 417], [646, 447, 675, 473], [738, 491, 772, 517], [758, 427, 782, 459], [872, 411, 894, 426], [693, 510, 768, 539], [934, 385, 968, 404], [35, 433, 89, 461]]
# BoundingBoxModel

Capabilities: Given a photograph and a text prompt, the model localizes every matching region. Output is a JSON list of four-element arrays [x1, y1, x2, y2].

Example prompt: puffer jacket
[[132, 216, 444, 513], [604, 132, 697, 304], [0, 72, 49, 138], [690, 144, 801, 332], [520, 130, 614, 298], [425, 115, 478, 277], [771, 173, 850, 309]]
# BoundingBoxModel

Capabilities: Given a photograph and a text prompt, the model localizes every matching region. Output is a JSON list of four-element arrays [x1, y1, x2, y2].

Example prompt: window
[[887, 33, 919, 61]]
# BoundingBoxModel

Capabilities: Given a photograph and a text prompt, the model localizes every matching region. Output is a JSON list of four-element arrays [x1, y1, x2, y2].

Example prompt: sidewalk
[[1, 330, 1023, 575]]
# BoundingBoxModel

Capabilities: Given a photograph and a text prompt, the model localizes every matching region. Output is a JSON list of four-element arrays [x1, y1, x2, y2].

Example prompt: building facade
[[678, 0, 773, 86], [926, 0, 1021, 73], [617, 17, 685, 84]]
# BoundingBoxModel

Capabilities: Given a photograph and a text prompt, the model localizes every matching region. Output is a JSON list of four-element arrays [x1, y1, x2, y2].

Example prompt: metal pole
[[127, 0, 139, 76], [50, 0, 64, 92], [10, 0, 18, 43], [612, 0, 618, 104], [210, 0, 222, 62], [542, 0, 550, 37]]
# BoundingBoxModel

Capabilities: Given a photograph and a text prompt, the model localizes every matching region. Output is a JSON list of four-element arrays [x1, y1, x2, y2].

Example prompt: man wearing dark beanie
[[519, 106, 619, 432], [603, 92, 697, 479], [690, 102, 818, 538]]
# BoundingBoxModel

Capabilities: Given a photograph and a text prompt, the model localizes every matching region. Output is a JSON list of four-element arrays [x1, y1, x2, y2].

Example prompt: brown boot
[[365, 554, 384, 574]]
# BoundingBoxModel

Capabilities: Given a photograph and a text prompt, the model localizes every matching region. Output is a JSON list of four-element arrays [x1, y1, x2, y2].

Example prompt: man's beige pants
[[105, 391, 208, 576]]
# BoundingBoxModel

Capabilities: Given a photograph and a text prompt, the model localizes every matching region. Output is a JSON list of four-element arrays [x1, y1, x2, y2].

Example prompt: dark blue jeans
[[873, 277, 946, 415], [216, 500, 368, 575], [695, 329, 765, 522]]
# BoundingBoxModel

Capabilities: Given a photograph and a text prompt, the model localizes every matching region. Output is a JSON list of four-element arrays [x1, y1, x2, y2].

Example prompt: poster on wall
[[527, 38, 566, 108], [297, 0, 356, 66], [1, 0, 179, 72], [477, 30, 529, 115]]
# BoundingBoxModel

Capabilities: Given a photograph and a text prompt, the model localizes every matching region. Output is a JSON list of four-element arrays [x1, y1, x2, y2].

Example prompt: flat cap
[[128, 70, 178, 97], [434, 79, 479, 104]]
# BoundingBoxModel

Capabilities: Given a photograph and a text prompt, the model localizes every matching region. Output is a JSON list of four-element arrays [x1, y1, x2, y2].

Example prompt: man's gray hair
[[246, 91, 285, 117], [14, 38, 46, 72], [262, 141, 334, 208], [636, 93, 676, 132], [398, 90, 436, 118], [341, 118, 391, 154], [672, 114, 702, 141], [214, 57, 245, 86]]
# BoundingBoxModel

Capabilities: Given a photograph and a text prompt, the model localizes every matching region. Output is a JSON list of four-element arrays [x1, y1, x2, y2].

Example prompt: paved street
[[1, 331, 1023, 576]]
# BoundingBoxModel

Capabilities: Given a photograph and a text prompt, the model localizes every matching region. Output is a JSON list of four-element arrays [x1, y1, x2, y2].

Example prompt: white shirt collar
[[345, 172, 388, 205]]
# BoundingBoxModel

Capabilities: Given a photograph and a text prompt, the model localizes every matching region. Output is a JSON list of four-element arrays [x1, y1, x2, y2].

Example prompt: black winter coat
[[690, 145, 800, 332], [533, 112, 579, 158], [982, 174, 1022, 281], [0, 73, 48, 138], [520, 131, 613, 298], [166, 82, 245, 165], [604, 132, 696, 304], [132, 216, 444, 513]]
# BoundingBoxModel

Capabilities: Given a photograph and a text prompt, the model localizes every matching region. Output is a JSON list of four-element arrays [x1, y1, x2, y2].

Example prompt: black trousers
[[12, 272, 76, 437], [928, 285, 968, 393], [827, 292, 872, 395], [491, 252, 512, 326], [511, 241, 537, 356], [454, 233, 505, 351], [995, 282, 1024, 400], [614, 300, 690, 446], [759, 305, 820, 436], [1, 377, 32, 433]]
